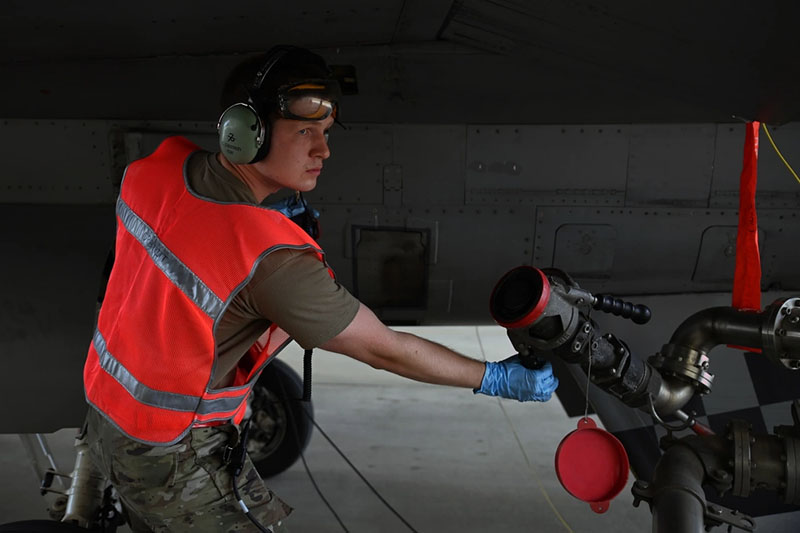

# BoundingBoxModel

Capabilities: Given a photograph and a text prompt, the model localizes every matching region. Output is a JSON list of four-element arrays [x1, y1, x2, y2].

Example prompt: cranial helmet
[[217, 45, 341, 164]]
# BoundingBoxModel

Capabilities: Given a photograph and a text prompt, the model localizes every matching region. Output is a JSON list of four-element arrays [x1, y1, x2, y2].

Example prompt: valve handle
[[593, 294, 652, 325]]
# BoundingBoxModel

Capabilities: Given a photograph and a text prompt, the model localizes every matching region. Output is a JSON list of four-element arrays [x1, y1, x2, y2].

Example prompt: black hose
[[231, 420, 272, 533], [302, 349, 313, 402]]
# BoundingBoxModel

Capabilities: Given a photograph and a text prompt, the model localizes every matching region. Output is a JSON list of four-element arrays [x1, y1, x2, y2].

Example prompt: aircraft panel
[[392, 125, 467, 206], [312, 202, 538, 324], [316, 124, 392, 205], [626, 124, 716, 206], [693, 226, 763, 284], [533, 206, 800, 294], [4, 119, 115, 204], [551, 223, 617, 279], [123, 125, 218, 158], [465, 124, 628, 206]]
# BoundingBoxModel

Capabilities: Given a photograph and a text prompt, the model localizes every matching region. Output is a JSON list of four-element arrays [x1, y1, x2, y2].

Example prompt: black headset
[[217, 46, 298, 165]]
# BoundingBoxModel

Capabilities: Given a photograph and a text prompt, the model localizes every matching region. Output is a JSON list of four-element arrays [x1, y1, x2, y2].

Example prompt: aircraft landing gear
[[247, 358, 314, 478]]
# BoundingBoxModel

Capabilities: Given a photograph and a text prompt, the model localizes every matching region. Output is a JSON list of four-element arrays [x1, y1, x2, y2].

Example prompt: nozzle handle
[[519, 354, 548, 370], [593, 294, 652, 325]]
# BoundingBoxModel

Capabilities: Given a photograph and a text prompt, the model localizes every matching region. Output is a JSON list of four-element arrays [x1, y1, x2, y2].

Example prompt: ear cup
[[251, 120, 272, 163], [217, 103, 265, 164], [218, 46, 301, 164]]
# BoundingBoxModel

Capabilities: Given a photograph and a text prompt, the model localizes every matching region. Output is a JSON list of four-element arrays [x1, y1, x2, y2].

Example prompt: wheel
[[247, 359, 314, 478], [0, 521, 92, 532]]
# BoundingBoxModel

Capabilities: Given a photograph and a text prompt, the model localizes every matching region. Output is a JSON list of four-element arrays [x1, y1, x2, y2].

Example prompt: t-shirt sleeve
[[244, 249, 360, 349]]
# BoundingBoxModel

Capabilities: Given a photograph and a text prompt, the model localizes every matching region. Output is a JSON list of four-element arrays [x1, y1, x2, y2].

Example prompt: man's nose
[[312, 132, 330, 160]]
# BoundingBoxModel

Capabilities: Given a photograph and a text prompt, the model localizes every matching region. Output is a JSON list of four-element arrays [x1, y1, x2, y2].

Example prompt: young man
[[83, 45, 558, 532]]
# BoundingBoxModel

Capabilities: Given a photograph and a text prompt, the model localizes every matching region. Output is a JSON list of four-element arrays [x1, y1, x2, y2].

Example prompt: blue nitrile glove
[[474, 355, 559, 402]]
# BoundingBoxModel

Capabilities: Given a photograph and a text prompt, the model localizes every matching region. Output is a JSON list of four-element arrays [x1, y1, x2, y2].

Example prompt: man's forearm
[[321, 303, 558, 402], [321, 303, 486, 389], [370, 330, 486, 389]]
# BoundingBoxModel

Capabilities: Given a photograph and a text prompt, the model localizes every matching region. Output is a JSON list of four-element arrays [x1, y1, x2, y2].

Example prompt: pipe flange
[[785, 436, 800, 505], [729, 419, 752, 497], [652, 344, 714, 394], [591, 333, 630, 386], [762, 297, 800, 370]]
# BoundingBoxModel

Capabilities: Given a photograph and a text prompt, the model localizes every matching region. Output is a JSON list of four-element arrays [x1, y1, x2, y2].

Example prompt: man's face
[[251, 116, 334, 193]]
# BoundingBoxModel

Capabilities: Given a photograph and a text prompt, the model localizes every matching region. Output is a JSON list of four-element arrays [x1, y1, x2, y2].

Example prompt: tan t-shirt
[[185, 151, 360, 388]]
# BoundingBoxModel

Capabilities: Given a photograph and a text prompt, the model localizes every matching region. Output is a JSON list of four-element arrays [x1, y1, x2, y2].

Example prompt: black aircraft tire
[[0, 521, 93, 532], [247, 358, 314, 478]]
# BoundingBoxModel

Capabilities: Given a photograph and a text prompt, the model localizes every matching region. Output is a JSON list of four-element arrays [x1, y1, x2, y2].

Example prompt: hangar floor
[[0, 325, 652, 532]]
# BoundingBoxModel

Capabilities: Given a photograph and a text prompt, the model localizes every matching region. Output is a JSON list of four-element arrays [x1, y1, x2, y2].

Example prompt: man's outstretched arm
[[321, 303, 485, 388], [320, 303, 558, 402]]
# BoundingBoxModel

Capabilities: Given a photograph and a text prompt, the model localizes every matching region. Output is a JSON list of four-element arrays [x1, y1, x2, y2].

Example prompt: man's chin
[[298, 178, 319, 192]]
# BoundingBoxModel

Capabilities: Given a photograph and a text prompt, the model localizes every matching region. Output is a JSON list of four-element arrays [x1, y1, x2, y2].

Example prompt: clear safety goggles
[[276, 81, 340, 121]]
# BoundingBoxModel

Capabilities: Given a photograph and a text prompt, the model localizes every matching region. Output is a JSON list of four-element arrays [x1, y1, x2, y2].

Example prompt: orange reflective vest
[[84, 136, 330, 445]]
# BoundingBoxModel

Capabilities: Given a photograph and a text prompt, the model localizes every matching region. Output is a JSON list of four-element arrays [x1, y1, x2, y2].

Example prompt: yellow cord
[[761, 123, 800, 185], [498, 400, 576, 533], [474, 327, 574, 532]]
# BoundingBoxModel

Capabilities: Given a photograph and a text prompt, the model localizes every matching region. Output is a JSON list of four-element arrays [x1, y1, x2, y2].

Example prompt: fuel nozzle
[[490, 266, 653, 370], [489, 267, 589, 365]]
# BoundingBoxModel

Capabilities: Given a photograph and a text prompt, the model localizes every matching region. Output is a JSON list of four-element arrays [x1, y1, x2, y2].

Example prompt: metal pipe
[[653, 378, 695, 415], [668, 307, 763, 354], [650, 444, 707, 533]]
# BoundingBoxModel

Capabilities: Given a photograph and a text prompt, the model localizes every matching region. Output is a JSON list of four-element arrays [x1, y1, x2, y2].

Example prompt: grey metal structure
[[2, 1, 800, 531]]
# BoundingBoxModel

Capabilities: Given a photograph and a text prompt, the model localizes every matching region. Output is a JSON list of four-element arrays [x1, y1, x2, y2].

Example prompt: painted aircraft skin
[[2, 2, 799, 530]]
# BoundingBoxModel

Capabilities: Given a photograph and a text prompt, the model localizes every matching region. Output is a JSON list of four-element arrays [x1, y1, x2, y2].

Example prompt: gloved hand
[[474, 355, 559, 402]]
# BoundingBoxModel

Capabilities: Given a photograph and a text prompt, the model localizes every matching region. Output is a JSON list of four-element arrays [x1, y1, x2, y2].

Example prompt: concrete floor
[[0, 325, 653, 531]]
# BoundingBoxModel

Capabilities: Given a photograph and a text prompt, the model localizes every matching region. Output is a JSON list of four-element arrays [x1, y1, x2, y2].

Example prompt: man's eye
[[324, 131, 330, 142], [298, 128, 308, 135]]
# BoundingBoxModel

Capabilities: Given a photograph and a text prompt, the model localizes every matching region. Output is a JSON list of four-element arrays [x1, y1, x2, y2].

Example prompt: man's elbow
[[347, 343, 399, 373], [320, 305, 407, 372]]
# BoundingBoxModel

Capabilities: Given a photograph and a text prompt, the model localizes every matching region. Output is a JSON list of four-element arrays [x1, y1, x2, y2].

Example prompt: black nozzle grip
[[593, 294, 652, 324], [519, 354, 547, 370]]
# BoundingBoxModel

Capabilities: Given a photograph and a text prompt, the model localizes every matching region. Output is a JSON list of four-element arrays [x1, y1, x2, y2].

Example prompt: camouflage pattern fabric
[[85, 407, 292, 532]]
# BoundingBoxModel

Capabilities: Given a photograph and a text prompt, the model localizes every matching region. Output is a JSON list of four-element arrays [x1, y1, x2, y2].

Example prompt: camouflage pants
[[85, 408, 292, 532]]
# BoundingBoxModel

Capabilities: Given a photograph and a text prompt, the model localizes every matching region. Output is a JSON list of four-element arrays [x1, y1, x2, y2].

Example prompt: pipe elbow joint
[[653, 377, 696, 416]]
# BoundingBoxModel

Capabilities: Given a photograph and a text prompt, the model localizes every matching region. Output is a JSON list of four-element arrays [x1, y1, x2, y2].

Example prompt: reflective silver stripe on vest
[[94, 330, 246, 414], [117, 197, 224, 319], [196, 395, 247, 415]]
